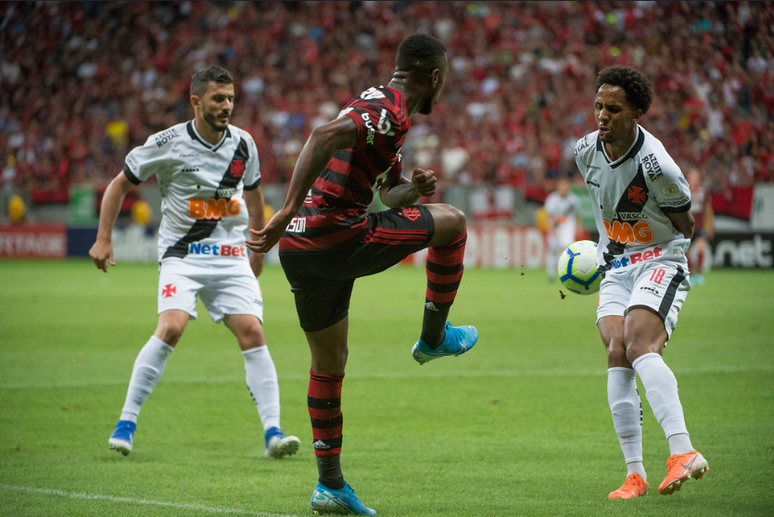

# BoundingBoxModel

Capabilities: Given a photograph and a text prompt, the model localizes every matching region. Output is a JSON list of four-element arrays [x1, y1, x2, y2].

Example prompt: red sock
[[421, 231, 466, 346], [308, 370, 344, 457]]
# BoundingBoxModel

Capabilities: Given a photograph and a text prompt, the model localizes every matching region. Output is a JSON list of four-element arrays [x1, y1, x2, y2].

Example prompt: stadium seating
[[1, 2, 772, 209]]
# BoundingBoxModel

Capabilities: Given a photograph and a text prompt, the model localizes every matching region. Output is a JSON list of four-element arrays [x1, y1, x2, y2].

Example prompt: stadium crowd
[[1, 1, 773, 207]]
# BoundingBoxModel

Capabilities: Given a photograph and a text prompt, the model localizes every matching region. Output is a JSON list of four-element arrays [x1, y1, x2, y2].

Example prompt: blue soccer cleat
[[411, 322, 478, 365], [310, 481, 376, 515], [264, 427, 300, 459], [108, 420, 136, 456]]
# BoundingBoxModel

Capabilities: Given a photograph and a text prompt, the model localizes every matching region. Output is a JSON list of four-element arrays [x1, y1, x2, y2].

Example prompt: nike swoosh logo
[[680, 456, 697, 470]]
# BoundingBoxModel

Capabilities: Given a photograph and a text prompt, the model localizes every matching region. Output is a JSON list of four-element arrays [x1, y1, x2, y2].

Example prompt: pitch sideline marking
[[1, 364, 771, 389], [0, 484, 298, 517]]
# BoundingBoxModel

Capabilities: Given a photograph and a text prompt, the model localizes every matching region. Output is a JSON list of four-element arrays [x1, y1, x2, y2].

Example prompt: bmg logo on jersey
[[188, 198, 241, 220], [604, 219, 654, 245]]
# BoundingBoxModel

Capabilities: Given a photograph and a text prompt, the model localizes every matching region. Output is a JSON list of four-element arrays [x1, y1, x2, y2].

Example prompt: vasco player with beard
[[575, 65, 709, 500], [247, 34, 478, 515], [90, 66, 300, 460]]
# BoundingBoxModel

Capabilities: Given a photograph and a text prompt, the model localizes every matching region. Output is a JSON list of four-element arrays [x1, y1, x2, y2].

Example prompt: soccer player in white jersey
[[89, 66, 300, 459], [544, 178, 581, 280], [574, 66, 709, 499]]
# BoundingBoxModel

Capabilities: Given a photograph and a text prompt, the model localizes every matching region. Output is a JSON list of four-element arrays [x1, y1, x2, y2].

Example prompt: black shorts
[[279, 205, 435, 332]]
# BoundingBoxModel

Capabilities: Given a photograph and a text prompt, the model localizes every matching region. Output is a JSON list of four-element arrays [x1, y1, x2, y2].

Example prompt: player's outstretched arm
[[379, 168, 437, 208], [246, 115, 357, 253], [89, 172, 134, 272]]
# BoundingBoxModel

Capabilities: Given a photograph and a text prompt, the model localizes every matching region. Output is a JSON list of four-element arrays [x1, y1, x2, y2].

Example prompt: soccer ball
[[558, 240, 602, 295]]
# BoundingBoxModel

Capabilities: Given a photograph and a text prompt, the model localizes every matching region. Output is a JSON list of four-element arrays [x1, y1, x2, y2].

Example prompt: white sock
[[667, 433, 694, 456], [632, 353, 694, 455], [608, 367, 646, 480], [119, 336, 174, 423], [243, 346, 281, 431]]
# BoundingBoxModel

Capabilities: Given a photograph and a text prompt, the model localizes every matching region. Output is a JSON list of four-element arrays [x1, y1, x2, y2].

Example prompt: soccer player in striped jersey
[[247, 34, 478, 515], [574, 66, 709, 500], [89, 66, 299, 460]]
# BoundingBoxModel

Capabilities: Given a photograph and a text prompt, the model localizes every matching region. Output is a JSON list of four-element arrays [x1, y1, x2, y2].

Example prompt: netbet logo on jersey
[[188, 242, 246, 257], [188, 198, 240, 220]]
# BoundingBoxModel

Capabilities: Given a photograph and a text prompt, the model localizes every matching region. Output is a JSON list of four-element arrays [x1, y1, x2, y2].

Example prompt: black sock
[[317, 455, 345, 489], [420, 303, 451, 348]]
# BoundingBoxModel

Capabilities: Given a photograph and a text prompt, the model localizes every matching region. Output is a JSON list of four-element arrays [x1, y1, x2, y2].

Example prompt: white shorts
[[597, 259, 690, 341], [157, 259, 263, 323]]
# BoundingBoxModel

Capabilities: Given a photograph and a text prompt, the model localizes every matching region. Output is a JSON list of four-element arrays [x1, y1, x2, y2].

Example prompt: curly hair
[[595, 66, 653, 114], [190, 66, 233, 97], [396, 33, 447, 72]]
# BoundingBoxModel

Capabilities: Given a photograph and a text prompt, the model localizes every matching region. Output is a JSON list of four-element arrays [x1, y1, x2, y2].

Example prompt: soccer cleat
[[411, 322, 478, 365], [658, 450, 709, 495], [108, 420, 136, 456], [310, 482, 376, 515], [264, 427, 300, 459], [608, 473, 648, 499]]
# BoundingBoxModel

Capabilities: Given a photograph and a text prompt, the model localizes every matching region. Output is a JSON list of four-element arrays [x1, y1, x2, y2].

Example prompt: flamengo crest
[[402, 207, 421, 221]]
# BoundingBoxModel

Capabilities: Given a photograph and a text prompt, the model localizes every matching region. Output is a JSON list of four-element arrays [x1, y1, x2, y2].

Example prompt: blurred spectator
[[1, 1, 772, 208]]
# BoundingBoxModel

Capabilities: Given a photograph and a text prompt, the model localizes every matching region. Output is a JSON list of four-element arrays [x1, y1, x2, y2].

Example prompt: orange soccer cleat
[[608, 473, 648, 499], [658, 450, 709, 495]]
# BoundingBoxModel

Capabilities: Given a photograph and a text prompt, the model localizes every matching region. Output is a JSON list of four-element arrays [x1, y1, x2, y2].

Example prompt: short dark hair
[[190, 66, 233, 97], [595, 65, 653, 114], [396, 33, 447, 72]]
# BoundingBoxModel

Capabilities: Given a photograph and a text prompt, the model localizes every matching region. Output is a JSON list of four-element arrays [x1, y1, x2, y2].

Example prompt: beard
[[418, 98, 434, 115], [203, 111, 229, 132]]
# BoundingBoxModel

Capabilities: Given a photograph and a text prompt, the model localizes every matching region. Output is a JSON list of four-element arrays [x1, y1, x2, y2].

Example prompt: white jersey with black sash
[[122, 121, 261, 264], [574, 125, 692, 272]]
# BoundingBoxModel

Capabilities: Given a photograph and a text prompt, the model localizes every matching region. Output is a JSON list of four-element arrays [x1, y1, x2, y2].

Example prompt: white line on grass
[[1, 364, 771, 389], [0, 484, 298, 517]]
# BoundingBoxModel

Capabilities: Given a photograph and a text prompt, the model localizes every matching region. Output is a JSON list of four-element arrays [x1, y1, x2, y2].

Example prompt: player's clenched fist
[[411, 168, 437, 198]]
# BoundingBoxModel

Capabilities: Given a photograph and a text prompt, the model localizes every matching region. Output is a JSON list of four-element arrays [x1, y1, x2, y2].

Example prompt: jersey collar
[[596, 125, 645, 169], [186, 120, 231, 152]]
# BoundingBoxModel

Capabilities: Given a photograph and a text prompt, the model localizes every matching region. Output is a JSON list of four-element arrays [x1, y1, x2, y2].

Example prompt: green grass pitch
[[1, 260, 772, 516]]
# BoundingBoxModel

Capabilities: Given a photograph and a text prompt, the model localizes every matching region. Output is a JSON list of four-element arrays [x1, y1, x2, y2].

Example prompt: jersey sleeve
[[573, 135, 592, 178], [344, 102, 404, 155], [648, 154, 691, 213], [242, 134, 261, 191], [123, 136, 169, 184]]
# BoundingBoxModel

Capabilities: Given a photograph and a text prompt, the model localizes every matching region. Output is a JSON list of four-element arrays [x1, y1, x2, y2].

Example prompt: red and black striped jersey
[[279, 85, 410, 250]]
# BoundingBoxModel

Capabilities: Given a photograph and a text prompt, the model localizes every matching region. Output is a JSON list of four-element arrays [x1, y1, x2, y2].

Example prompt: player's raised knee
[[429, 203, 466, 231]]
